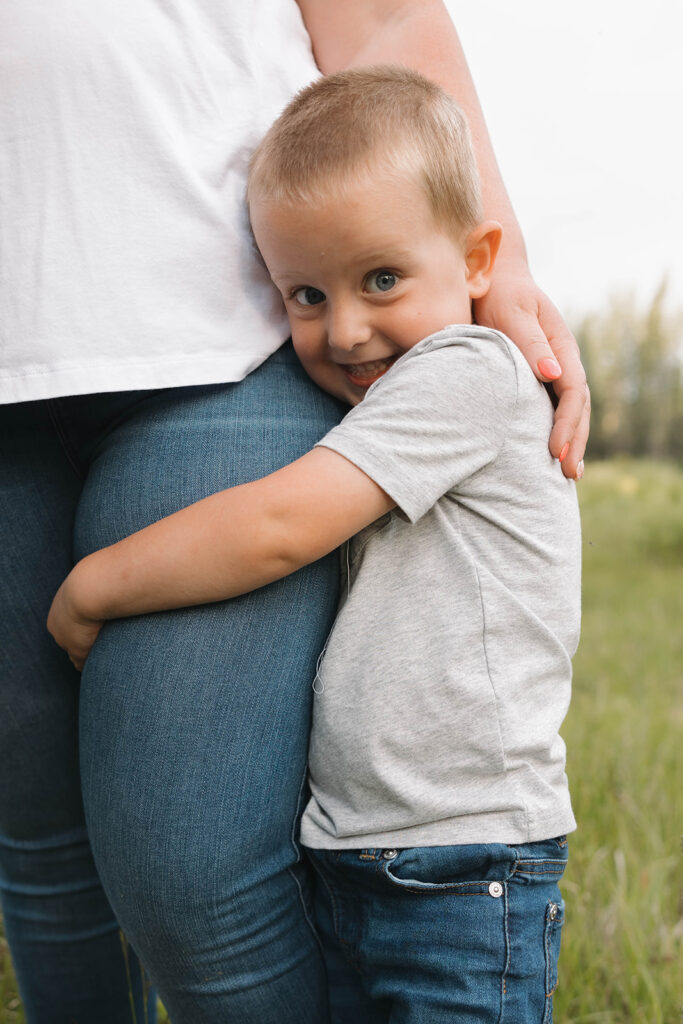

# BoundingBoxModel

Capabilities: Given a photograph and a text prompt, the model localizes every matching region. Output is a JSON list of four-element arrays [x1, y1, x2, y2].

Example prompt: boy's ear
[[464, 220, 503, 299]]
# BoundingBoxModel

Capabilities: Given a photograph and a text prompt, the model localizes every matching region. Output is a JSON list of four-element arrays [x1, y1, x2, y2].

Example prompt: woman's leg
[[0, 401, 154, 1024], [75, 346, 345, 1022]]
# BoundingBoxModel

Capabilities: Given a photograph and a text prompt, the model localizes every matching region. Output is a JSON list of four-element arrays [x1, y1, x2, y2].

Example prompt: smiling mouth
[[341, 356, 399, 387]]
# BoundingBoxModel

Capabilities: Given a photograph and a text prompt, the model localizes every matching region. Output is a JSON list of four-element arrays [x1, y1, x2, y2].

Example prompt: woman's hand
[[47, 569, 104, 672], [474, 268, 590, 480]]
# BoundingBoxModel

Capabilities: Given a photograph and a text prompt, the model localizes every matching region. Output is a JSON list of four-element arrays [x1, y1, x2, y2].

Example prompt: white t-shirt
[[0, 0, 319, 403]]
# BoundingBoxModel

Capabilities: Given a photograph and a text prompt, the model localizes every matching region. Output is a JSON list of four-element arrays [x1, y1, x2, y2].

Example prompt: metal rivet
[[382, 849, 399, 860], [548, 902, 559, 921], [488, 881, 504, 898]]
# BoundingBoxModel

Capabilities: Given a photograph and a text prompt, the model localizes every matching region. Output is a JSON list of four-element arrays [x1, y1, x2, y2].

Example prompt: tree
[[574, 282, 683, 460]]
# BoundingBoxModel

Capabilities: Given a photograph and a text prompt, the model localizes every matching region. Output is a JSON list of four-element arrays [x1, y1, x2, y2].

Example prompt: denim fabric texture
[[308, 837, 568, 1023], [0, 343, 344, 1023]]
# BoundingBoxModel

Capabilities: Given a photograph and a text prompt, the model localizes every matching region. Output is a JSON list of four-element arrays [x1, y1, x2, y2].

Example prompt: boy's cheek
[[290, 344, 330, 389], [290, 335, 322, 380], [301, 358, 359, 407]]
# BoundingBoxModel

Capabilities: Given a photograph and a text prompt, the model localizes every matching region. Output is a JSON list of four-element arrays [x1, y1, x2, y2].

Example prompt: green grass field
[[1, 458, 681, 1023], [554, 459, 682, 1023]]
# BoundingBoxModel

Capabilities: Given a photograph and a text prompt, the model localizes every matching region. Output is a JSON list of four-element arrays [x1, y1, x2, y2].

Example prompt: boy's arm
[[295, 0, 589, 479], [47, 447, 395, 669]]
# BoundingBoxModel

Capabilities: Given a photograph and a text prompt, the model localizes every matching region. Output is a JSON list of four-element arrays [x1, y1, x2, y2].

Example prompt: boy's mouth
[[341, 356, 398, 388]]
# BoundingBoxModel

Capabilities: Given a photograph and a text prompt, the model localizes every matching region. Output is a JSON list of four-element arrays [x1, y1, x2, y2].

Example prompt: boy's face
[[250, 171, 492, 406]]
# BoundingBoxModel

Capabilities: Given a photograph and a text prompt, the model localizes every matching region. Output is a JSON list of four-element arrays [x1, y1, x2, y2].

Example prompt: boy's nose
[[327, 307, 373, 352]]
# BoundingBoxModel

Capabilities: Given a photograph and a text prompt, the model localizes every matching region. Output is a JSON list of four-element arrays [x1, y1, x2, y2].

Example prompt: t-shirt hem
[[300, 806, 577, 850], [315, 437, 423, 523], [0, 347, 286, 404]]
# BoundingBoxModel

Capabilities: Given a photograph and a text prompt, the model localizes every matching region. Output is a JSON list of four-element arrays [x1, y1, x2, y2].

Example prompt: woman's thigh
[[75, 347, 345, 1021], [0, 400, 153, 1024], [0, 400, 84, 838]]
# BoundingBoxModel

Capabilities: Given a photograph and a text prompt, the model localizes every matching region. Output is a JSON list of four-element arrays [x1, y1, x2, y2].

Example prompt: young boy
[[49, 67, 581, 1021]]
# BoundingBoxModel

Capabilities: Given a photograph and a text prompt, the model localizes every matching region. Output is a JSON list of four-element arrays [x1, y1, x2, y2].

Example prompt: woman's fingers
[[475, 276, 590, 479], [537, 294, 589, 478]]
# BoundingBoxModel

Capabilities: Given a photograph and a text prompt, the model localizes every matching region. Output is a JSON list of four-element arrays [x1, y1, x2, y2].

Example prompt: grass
[[1, 458, 681, 1022], [554, 459, 682, 1023]]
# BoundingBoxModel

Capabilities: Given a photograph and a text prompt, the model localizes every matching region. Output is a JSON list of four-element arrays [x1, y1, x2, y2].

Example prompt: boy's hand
[[47, 570, 104, 672], [474, 268, 590, 480]]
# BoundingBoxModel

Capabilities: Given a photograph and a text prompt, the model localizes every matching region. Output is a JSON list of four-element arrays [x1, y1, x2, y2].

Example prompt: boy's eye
[[293, 286, 326, 307], [365, 270, 397, 294]]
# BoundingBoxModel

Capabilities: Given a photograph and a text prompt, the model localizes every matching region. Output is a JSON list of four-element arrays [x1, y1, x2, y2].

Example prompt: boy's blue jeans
[[308, 837, 568, 1023], [0, 343, 344, 1023]]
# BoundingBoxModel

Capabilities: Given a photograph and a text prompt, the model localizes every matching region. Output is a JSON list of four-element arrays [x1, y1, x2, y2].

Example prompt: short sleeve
[[315, 327, 519, 522]]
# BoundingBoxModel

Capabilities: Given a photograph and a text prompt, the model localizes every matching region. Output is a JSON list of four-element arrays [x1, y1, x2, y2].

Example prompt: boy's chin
[[312, 372, 360, 407]]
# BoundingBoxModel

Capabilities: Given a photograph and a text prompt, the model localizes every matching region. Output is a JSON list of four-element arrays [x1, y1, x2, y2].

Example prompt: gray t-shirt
[[300, 325, 581, 850]]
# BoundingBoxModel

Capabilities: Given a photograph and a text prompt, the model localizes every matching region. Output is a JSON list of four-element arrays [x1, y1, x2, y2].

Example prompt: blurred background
[[453, 0, 683, 465], [449, 3, 682, 1020], [1, 3, 681, 1021], [453, 0, 683, 312]]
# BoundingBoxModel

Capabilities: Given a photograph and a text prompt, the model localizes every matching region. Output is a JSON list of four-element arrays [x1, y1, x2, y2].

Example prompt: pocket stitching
[[543, 898, 565, 1022], [381, 862, 506, 895]]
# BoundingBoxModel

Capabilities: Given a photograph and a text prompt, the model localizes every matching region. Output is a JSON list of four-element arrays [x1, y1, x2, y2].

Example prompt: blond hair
[[248, 65, 482, 240]]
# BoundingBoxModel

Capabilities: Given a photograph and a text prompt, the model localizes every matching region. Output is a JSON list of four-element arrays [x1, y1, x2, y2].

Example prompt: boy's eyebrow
[[274, 246, 420, 284], [270, 271, 308, 288], [355, 247, 417, 266]]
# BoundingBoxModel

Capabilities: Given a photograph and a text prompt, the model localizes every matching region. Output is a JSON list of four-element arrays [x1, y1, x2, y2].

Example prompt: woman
[[0, 1, 588, 1021]]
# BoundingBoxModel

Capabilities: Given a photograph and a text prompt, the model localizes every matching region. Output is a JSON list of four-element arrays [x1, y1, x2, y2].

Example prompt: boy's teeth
[[346, 358, 394, 377]]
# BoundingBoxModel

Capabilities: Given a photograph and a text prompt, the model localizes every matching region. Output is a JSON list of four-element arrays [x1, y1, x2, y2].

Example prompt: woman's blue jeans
[[0, 343, 344, 1023]]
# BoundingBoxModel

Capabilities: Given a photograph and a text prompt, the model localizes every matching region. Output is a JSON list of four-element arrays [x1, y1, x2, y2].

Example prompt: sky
[[444, 0, 683, 317]]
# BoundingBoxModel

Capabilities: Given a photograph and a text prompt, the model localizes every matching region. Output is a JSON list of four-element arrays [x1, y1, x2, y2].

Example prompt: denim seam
[[543, 900, 564, 1021], [514, 862, 566, 868], [286, 863, 325, 959], [287, 762, 325, 955], [0, 826, 90, 851], [499, 880, 510, 1023], [515, 858, 567, 866], [380, 868, 496, 895], [311, 859, 363, 975], [315, 865, 342, 942], [46, 398, 86, 481], [0, 876, 103, 897], [513, 866, 566, 877], [288, 760, 308, 866]]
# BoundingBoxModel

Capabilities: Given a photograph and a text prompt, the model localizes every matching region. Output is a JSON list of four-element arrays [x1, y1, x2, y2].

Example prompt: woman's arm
[[296, 0, 589, 478], [47, 447, 394, 669]]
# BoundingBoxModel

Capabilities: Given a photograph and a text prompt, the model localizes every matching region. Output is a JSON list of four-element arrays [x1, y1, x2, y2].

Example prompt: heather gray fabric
[[300, 325, 581, 849]]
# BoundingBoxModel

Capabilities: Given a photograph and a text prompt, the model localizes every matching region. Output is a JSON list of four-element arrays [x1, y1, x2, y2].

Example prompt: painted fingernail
[[575, 460, 584, 480], [538, 358, 562, 380], [558, 443, 570, 462]]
